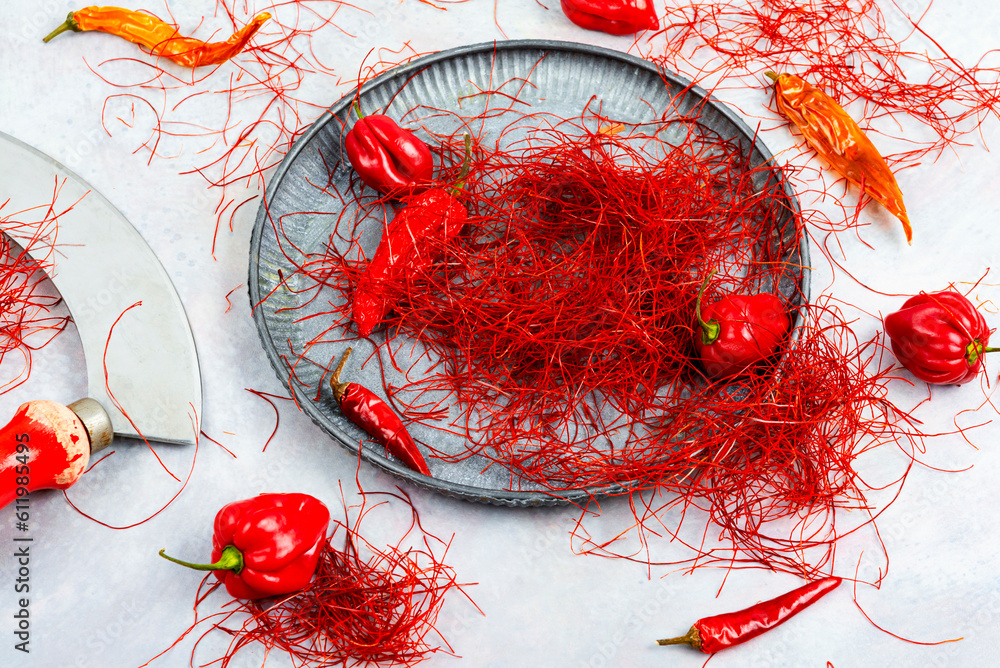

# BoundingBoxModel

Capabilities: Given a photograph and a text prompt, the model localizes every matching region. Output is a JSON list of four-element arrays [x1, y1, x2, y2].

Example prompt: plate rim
[[249, 39, 811, 507]]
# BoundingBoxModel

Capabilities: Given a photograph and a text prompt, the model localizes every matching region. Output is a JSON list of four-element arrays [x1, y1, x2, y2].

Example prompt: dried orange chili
[[766, 71, 912, 243], [43, 7, 270, 69]]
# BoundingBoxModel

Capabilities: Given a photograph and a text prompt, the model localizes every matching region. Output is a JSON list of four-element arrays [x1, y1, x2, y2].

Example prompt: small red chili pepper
[[693, 273, 790, 378], [329, 348, 431, 476], [560, 0, 659, 35], [43, 7, 270, 69], [657, 576, 842, 653], [159, 493, 330, 600], [344, 107, 434, 196], [352, 134, 471, 337], [883, 290, 998, 385]]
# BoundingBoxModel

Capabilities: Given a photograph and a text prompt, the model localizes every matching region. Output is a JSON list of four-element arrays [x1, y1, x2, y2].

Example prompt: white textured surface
[[0, 1, 998, 667]]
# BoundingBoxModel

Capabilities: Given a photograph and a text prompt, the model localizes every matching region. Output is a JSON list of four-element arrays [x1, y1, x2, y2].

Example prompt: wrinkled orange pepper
[[43, 7, 270, 69], [766, 71, 912, 244]]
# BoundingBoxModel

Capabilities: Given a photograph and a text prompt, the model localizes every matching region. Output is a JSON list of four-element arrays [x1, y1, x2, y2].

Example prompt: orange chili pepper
[[43, 7, 270, 69], [765, 71, 912, 244]]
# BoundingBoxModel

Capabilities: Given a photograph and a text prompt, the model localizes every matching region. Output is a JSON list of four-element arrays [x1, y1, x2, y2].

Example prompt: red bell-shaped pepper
[[352, 135, 472, 337], [344, 112, 433, 195], [694, 274, 790, 378], [159, 493, 330, 600], [884, 290, 998, 385], [560, 0, 659, 35]]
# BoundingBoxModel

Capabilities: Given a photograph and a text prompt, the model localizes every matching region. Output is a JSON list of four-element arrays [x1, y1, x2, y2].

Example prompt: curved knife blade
[[0, 131, 202, 445]]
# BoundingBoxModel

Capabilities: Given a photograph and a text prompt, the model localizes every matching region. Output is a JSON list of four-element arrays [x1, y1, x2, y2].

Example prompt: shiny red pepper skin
[[340, 384, 431, 475], [560, 0, 659, 35], [330, 348, 431, 476], [658, 577, 842, 653], [884, 290, 995, 385], [161, 493, 330, 600], [353, 188, 467, 337], [344, 114, 433, 195], [694, 277, 790, 378]]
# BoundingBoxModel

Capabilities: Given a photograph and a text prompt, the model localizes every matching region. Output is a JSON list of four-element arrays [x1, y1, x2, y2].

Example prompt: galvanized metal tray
[[249, 40, 809, 506]]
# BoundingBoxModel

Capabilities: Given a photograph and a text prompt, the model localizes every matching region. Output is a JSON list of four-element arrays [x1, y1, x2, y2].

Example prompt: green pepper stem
[[695, 271, 721, 345], [448, 133, 473, 197], [352, 101, 365, 119], [656, 625, 702, 649], [330, 347, 353, 402], [159, 545, 244, 573], [764, 70, 779, 83], [42, 12, 80, 43], [967, 341, 1000, 366]]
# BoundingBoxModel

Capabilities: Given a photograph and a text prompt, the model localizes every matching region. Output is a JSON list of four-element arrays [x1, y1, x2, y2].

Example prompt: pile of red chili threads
[[570, 298, 927, 578], [261, 109, 951, 577], [644, 0, 1000, 162], [361, 125, 802, 489], [143, 485, 473, 668], [0, 182, 73, 395], [261, 118, 803, 491]]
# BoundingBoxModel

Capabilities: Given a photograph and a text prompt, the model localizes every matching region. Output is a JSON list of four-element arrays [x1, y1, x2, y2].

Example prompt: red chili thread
[[0, 179, 78, 395], [647, 0, 1000, 163], [63, 405, 203, 530]]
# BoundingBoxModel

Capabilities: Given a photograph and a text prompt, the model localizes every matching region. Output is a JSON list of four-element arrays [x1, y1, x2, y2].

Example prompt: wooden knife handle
[[0, 399, 113, 509]]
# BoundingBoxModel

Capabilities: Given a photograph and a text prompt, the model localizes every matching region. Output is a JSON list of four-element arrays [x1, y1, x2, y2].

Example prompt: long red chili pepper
[[43, 7, 270, 69], [344, 107, 434, 196], [329, 348, 431, 476], [657, 577, 842, 653], [560, 0, 660, 35], [693, 272, 790, 378], [884, 290, 998, 385], [352, 134, 471, 337]]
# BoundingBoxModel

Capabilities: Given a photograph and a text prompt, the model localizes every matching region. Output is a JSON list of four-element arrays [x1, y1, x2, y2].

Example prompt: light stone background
[[1, 1, 999, 667]]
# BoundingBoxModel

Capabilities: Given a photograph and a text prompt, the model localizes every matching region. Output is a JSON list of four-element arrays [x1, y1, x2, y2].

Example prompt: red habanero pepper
[[159, 493, 330, 600], [657, 577, 842, 653], [352, 134, 472, 337], [43, 7, 270, 68], [344, 108, 434, 196], [560, 0, 659, 35], [329, 348, 431, 476], [693, 273, 790, 378], [884, 290, 999, 385]]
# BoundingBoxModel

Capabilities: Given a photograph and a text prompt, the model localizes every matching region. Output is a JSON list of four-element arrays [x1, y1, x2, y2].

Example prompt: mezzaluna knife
[[0, 131, 202, 508]]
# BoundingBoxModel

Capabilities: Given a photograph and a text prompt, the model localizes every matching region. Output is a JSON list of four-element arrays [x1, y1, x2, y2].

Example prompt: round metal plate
[[249, 40, 809, 506]]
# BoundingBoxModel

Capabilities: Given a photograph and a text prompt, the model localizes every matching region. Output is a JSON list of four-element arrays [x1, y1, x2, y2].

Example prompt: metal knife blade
[[0, 131, 202, 445]]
